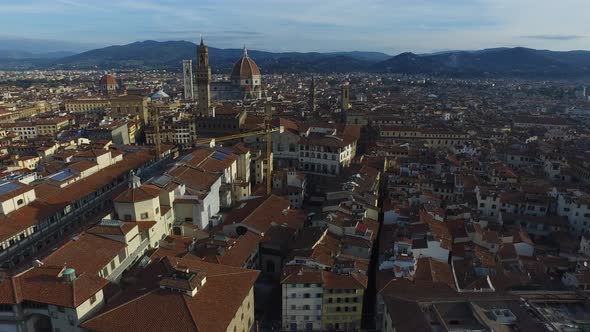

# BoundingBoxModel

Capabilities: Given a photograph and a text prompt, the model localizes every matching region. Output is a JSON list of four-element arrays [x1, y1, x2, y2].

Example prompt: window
[[118, 250, 126, 263], [90, 294, 97, 304], [110, 260, 116, 270], [140, 212, 149, 219], [17, 199, 24, 205], [101, 267, 108, 277]]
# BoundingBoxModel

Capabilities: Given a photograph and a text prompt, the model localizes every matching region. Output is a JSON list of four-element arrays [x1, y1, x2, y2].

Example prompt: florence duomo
[[193, 36, 265, 106]]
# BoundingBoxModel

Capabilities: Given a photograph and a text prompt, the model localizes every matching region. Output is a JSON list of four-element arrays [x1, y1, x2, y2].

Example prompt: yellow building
[[321, 272, 366, 331], [64, 98, 110, 113], [15, 155, 41, 170], [0, 102, 48, 123], [35, 117, 70, 136], [110, 95, 149, 124]]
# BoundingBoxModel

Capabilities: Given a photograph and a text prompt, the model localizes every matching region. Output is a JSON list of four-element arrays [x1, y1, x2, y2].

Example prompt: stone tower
[[341, 81, 350, 111], [195, 36, 212, 116], [182, 59, 194, 100], [309, 76, 317, 114]]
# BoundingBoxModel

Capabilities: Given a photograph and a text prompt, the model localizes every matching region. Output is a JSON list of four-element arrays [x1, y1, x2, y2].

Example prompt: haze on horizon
[[1, 0, 589, 54]]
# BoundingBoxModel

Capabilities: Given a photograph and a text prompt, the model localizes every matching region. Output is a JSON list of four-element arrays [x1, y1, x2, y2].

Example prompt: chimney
[[130, 175, 141, 189]]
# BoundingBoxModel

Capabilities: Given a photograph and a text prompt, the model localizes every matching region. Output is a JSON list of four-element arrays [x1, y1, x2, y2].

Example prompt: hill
[[47, 40, 386, 73], [372, 47, 590, 76], [1, 40, 590, 77]]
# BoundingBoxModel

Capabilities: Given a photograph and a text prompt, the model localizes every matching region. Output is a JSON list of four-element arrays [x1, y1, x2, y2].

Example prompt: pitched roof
[[42, 232, 126, 275], [81, 256, 259, 332], [0, 265, 108, 308], [114, 184, 161, 203]]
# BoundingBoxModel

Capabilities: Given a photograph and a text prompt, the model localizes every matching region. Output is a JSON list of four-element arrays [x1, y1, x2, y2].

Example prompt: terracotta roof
[[323, 271, 367, 289], [114, 184, 161, 203], [226, 195, 303, 234], [42, 232, 126, 275], [68, 160, 98, 172], [414, 257, 455, 290], [217, 231, 261, 267], [81, 256, 259, 332], [0, 265, 108, 308], [99, 74, 117, 86], [87, 221, 137, 237], [230, 51, 261, 78]]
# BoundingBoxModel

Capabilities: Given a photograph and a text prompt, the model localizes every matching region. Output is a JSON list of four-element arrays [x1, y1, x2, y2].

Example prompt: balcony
[[107, 239, 150, 282]]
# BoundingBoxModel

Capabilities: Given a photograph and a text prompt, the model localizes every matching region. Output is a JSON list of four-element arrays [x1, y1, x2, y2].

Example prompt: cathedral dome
[[99, 74, 117, 87], [230, 47, 260, 80]]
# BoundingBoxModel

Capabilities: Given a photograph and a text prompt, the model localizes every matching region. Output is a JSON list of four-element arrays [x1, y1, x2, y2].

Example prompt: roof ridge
[[181, 295, 201, 332], [84, 289, 159, 322]]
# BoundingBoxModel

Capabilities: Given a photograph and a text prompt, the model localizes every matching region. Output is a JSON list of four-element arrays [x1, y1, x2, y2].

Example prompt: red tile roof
[[82, 256, 259, 332]]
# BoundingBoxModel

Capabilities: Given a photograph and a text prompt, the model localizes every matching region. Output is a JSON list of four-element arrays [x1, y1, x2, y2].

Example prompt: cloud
[[522, 35, 585, 41]]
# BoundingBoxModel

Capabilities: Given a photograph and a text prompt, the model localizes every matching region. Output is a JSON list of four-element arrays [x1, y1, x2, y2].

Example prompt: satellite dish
[[584, 261, 588, 267]]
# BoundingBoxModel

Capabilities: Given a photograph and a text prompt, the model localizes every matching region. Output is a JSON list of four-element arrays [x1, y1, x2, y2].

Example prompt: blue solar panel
[[0, 181, 21, 195], [48, 170, 76, 181], [213, 147, 231, 155], [212, 153, 227, 161]]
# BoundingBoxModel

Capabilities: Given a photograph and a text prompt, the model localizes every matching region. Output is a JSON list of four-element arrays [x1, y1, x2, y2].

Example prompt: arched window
[[16, 199, 24, 205]]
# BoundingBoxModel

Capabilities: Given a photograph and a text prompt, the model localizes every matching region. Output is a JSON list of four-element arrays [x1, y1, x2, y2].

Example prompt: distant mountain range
[[374, 47, 590, 76], [1, 40, 590, 77]]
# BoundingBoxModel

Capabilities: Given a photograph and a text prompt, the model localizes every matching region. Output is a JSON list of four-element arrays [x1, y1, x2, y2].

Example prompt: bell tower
[[309, 76, 317, 114], [196, 35, 211, 116]]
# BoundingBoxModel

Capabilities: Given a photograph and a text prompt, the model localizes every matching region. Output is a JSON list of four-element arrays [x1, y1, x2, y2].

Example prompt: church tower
[[196, 36, 212, 116], [341, 81, 350, 111], [309, 76, 317, 114]]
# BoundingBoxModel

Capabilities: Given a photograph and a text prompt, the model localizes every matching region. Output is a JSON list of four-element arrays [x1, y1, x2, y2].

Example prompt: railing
[[107, 239, 150, 282]]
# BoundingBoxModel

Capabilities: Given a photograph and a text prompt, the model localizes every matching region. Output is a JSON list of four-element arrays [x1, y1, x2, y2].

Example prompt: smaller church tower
[[341, 80, 351, 111], [195, 36, 212, 117], [309, 76, 317, 114]]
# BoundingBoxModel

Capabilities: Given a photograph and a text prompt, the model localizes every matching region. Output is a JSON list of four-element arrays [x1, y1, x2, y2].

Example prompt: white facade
[[282, 283, 324, 331], [173, 179, 222, 230], [0, 183, 36, 215], [557, 194, 590, 235]]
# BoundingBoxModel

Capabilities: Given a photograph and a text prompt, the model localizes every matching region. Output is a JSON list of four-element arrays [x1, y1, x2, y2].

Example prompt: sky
[[1, 0, 589, 54]]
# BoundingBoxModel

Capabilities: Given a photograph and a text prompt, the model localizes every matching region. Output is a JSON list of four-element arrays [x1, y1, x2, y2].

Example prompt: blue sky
[[1, 0, 589, 54]]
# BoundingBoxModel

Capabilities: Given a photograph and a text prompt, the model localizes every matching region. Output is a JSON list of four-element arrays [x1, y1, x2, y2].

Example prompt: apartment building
[[80, 256, 259, 332], [0, 117, 70, 140], [379, 126, 472, 148], [558, 192, 590, 235], [281, 269, 367, 331], [0, 265, 108, 332], [64, 98, 110, 113], [297, 126, 359, 176], [0, 149, 155, 268], [109, 95, 149, 124]]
